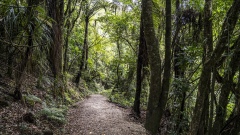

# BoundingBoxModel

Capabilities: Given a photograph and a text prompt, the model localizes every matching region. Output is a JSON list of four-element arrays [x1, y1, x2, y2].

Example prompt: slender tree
[[46, 0, 64, 97], [63, 0, 83, 72], [221, 63, 240, 134], [189, 0, 240, 134], [133, 14, 145, 117], [143, 0, 172, 133], [47, 0, 64, 78], [197, 0, 213, 134], [158, 0, 172, 132], [172, 0, 186, 133], [75, 0, 107, 85], [14, 0, 39, 100], [142, 0, 162, 133], [212, 35, 240, 134]]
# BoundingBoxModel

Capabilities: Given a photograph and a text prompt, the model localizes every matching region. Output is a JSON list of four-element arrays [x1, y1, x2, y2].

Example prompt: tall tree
[[46, 0, 64, 77], [172, 0, 186, 133], [14, 0, 39, 100], [189, 0, 240, 134], [142, 0, 166, 134], [198, 0, 213, 134], [75, 0, 107, 86], [63, 0, 83, 72], [158, 0, 172, 132], [212, 35, 240, 134], [143, 0, 172, 133], [221, 62, 240, 134], [46, 0, 64, 97], [142, 0, 162, 134], [133, 13, 145, 117]]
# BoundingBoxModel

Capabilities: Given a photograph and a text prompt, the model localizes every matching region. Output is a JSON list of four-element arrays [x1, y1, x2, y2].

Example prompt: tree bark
[[14, 0, 37, 100], [142, 0, 162, 134], [63, 0, 83, 73], [213, 35, 240, 134], [133, 14, 145, 117], [47, 0, 64, 79], [75, 16, 89, 85], [221, 70, 240, 135], [116, 39, 121, 89], [46, 0, 64, 97], [63, 21, 70, 73], [189, 0, 240, 134], [172, 0, 186, 133], [158, 0, 172, 132], [198, 0, 213, 134]]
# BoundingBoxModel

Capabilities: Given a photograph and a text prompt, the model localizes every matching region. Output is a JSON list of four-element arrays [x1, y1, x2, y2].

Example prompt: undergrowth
[[101, 89, 134, 107], [101, 88, 148, 110]]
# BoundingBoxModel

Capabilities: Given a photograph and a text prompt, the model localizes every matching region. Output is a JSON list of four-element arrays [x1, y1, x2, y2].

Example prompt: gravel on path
[[65, 94, 148, 135]]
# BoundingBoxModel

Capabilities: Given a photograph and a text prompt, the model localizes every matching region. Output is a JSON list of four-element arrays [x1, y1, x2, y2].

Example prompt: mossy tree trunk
[[172, 12, 186, 132], [14, 0, 38, 100], [158, 0, 172, 132], [63, 0, 83, 73], [133, 14, 145, 117], [46, 0, 64, 97], [189, 0, 240, 134], [75, 16, 89, 86], [197, 0, 214, 134], [143, 0, 172, 133], [212, 35, 240, 134], [142, 0, 162, 134]]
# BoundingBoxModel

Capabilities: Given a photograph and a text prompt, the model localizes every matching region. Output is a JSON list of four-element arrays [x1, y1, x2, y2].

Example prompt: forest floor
[[0, 73, 150, 135], [65, 94, 149, 135]]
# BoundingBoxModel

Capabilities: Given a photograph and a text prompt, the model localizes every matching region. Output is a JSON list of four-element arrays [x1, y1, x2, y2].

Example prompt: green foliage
[[40, 106, 68, 125], [1, 0, 239, 134], [189, 0, 204, 11], [212, 0, 234, 40], [23, 94, 42, 107], [226, 102, 234, 118], [110, 92, 134, 107], [64, 92, 73, 104], [88, 80, 105, 92], [100, 89, 111, 97], [101, 89, 134, 107]]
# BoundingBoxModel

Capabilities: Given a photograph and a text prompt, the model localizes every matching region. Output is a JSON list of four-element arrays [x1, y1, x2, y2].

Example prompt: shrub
[[39, 106, 68, 125]]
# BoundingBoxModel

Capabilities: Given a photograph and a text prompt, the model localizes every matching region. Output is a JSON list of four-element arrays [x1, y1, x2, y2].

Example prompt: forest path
[[65, 94, 148, 135]]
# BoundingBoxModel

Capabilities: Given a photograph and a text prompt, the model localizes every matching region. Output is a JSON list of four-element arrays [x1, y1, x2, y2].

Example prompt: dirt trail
[[65, 94, 148, 135]]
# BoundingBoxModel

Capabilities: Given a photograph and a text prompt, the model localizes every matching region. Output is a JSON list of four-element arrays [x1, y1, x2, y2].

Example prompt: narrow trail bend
[[65, 94, 148, 135]]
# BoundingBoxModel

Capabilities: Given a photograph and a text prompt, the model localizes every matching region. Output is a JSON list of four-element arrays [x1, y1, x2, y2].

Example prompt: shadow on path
[[65, 94, 147, 135]]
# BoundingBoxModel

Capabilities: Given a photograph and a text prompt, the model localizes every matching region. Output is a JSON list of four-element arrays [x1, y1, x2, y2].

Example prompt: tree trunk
[[124, 65, 134, 97], [133, 14, 145, 117], [142, 0, 162, 134], [46, 0, 64, 97], [47, 0, 64, 78], [63, 0, 83, 73], [172, 0, 186, 133], [63, 21, 70, 73], [221, 70, 240, 135], [213, 35, 240, 134], [189, 0, 240, 134], [198, 0, 214, 134], [220, 67, 240, 135], [116, 40, 121, 89], [7, 48, 14, 78], [75, 16, 89, 85], [208, 67, 216, 135], [14, 0, 37, 100], [158, 0, 172, 131]]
